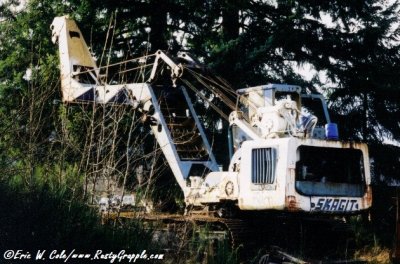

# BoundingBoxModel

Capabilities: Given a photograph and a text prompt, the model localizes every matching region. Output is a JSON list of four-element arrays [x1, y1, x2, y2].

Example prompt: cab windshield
[[295, 146, 365, 197]]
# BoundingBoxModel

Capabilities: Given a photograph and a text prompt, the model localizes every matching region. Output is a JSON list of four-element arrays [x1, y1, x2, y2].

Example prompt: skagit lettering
[[311, 198, 359, 212]]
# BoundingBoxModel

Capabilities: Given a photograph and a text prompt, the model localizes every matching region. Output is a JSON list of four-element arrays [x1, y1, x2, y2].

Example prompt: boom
[[51, 16, 220, 199]]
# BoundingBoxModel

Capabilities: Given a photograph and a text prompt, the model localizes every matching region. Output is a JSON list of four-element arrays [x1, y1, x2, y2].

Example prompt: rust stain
[[286, 195, 300, 211], [361, 185, 373, 209]]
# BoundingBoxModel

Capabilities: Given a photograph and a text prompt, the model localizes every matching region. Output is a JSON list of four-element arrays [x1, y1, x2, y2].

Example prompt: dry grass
[[354, 246, 392, 264]]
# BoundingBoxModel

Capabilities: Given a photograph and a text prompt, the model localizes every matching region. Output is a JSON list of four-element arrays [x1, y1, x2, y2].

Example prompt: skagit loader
[[50, 15, 372, 254]]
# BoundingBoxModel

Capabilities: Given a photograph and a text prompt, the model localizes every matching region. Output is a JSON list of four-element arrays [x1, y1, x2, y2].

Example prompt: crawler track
[[102, 211, 357, 262], [102, 211, 258, 249]]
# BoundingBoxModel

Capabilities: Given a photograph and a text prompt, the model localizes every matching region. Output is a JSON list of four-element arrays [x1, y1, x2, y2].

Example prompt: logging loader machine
[[50, 16, 372, 250]]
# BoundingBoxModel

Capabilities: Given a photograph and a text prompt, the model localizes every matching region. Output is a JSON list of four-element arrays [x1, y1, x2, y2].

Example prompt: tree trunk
[[148, 0, 169, 52], [219, 0, 240, 83], [222, 0, 240, 41]]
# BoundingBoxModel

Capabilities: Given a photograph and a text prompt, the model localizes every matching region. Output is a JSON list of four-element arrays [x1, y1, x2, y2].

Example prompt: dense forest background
[[0, 0, 400, 262]]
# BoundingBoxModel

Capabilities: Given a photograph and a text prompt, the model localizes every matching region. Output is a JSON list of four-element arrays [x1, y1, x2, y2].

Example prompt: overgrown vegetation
[[0, 180, 153, 251], [0, 0, 399, 263]]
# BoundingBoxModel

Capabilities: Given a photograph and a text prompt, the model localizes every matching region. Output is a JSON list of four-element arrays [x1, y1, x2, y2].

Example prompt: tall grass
[[0, 180, 153, 252]]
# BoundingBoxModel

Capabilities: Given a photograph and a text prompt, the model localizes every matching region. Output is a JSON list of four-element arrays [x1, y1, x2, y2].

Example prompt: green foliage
[[0, 180, 153, 251], [345, 186, 397, 262], [0, 0, 66, 189], [186, 224, 239, 264]]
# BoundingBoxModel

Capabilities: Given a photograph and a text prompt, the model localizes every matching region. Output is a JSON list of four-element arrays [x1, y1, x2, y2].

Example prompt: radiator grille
[[251, 148, 276, 184]]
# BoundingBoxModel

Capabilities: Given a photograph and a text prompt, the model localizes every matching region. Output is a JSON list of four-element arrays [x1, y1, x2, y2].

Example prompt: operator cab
[[230, 84, 371, 213]]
